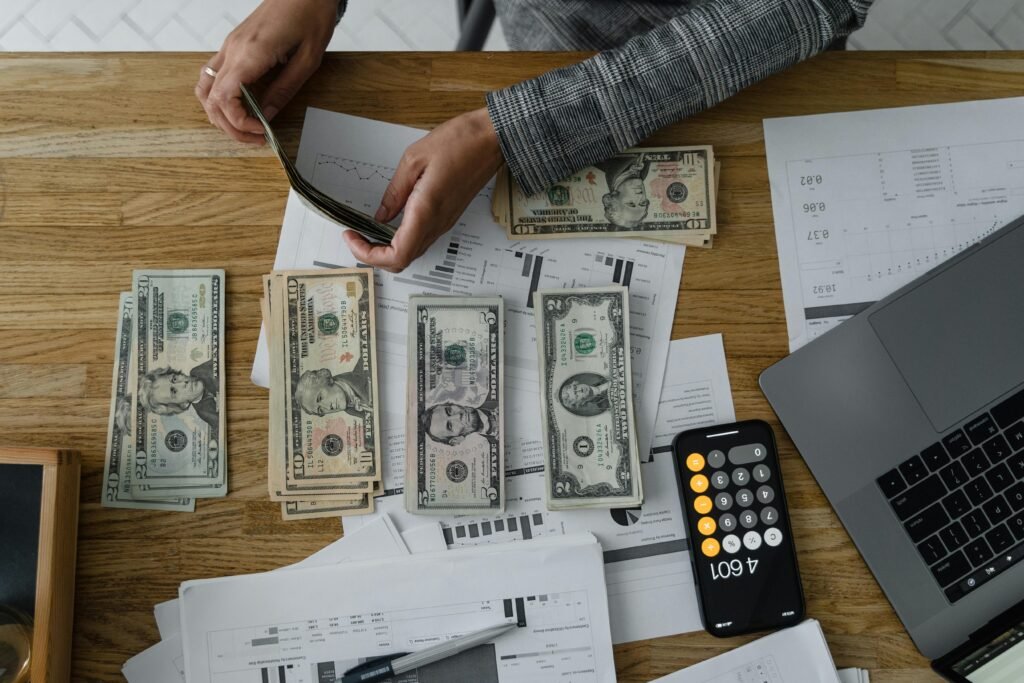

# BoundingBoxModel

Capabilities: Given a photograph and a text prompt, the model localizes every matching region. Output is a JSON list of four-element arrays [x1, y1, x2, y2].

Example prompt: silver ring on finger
[[202, 66, 218, 78]]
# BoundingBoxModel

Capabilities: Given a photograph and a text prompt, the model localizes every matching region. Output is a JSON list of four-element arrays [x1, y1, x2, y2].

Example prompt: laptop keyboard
[[877, 387, 1024, 603]]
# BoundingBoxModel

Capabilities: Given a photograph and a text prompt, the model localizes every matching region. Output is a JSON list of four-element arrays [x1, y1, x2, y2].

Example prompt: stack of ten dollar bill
[[262, 269, 382, 520]]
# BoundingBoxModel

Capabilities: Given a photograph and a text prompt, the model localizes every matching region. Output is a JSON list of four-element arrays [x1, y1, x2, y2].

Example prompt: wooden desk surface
[[2, 50, 1023, 682]]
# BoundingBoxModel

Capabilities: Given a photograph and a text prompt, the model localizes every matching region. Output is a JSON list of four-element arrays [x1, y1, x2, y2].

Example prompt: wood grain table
[[2, 51, 1023, 682]]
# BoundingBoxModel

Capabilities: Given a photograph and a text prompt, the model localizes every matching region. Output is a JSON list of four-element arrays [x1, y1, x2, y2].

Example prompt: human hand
[[196, 0, 338, 143], [343, 107, 504, 272]]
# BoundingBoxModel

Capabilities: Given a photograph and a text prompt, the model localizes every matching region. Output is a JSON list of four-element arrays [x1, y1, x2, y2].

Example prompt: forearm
[[487, 0, 872, 195]]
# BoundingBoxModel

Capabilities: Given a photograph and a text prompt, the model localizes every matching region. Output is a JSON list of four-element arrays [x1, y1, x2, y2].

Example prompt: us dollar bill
[[534, 287, 643, 509], [406, 296, 504, 514], [496, 146, 715, 241], [278, 269, 382, 490], [130, 270, 227, 499], [102, 293, 194, 511], [281, 495, 374, 521]]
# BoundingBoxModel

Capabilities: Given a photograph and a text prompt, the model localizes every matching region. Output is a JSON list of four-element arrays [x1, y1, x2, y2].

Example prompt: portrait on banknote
[[558, 372, 611, 417], [294, 367, 374, 418]]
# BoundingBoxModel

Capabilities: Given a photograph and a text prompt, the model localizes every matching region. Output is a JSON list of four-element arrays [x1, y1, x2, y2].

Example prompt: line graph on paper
[[308, 153, 497, 228], [784, 139, 1024, 346]]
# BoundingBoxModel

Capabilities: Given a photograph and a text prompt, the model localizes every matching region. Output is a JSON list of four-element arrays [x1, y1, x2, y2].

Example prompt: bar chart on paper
[[765, 99, 1024, 351]]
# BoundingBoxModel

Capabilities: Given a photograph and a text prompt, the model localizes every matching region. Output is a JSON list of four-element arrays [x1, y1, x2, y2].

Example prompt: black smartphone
[[672, 419, 805, 637]]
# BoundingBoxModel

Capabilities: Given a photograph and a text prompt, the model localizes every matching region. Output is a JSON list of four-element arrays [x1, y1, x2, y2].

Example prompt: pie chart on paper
[[610, 507, 642, 527]]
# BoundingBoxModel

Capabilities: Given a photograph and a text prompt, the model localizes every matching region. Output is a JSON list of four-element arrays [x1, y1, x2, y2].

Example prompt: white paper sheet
[[134, 516, 410, 682], [837, 669, 871, 683], [350, 333, 735, 644], [650, 619, 841, 682], [250, 108, 684, 462], [400, 522, 449, 553], [179, 534, 616, 683], [764, 97, 1024, 351], [123, 634, 186, 683]]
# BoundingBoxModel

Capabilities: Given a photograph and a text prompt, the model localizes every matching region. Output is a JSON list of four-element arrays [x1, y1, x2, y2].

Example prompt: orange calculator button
[[701, 537, 721, 558], [690, 474, 709, 493], [698, 516, 717, 536], [686, 453, 705, 472], [693, 495, 713, 515]]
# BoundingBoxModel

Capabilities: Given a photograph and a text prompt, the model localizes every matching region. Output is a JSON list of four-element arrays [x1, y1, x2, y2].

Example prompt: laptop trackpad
[[869, 227, 1024, 433]]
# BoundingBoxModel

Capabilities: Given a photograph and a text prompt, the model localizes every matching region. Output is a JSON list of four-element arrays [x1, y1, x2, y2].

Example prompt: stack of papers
[[123, 515, 446, 682], [125, 523, 616, 683], [651, 619, 869, 683]]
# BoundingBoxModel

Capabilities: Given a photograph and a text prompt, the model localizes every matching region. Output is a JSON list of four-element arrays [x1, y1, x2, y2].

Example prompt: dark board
[[0, 463, 42, 617]]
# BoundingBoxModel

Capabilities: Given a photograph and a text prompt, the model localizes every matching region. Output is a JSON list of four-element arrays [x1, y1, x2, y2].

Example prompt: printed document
[[178, 534, 616, 683], [650, 619, 841, 682], [349, 333, 735, 643], [765, 97, 1024, 350], [129, 515, 418, 682]]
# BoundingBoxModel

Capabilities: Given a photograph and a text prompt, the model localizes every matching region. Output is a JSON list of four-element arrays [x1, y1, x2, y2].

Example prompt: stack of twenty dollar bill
[[261, 269, 383, 520], [493, 146, 719, 248], [102, 270, 227, 512]]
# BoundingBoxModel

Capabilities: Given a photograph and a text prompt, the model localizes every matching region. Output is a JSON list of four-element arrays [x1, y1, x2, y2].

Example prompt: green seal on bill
[[573, 332, 596, 355], [444, 344, 466, 367], [167, 311, 189, 334], [318, 313, 340, 335]]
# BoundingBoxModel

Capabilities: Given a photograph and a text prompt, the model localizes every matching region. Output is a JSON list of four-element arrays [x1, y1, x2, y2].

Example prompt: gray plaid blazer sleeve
[[486, 0, 873, 196]]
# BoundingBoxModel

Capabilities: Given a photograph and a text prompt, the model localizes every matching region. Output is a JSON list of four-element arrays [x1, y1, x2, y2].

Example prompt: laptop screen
[[951, 620, 1024, 681]]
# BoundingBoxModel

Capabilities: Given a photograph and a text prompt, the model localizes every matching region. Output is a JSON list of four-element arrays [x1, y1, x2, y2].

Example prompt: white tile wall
[[0, 0, 1020, 52]]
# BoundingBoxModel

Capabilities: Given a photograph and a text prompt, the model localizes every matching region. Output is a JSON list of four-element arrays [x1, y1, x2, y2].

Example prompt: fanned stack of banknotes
[[102, 270, 227, 512], [261, 269, 383, 520], [241, 85, 396, 244], [493, 145, 720, 248]]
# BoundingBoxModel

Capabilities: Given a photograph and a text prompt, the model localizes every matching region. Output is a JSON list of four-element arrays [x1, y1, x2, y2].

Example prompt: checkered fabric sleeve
[[487, 0, 874, 196]]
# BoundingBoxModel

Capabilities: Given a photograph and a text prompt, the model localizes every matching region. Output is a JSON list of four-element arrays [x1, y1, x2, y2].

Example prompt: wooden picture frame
[[0, 447, 80, 683]]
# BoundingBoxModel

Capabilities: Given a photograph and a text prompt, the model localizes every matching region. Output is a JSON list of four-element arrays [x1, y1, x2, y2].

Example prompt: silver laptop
[[760, 215, 1024, 662]]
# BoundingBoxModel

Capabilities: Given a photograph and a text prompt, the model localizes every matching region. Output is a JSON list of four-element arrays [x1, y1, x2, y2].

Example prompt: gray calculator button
[[735, 488, 754, 507], [756, 485, 775, 504], [719, 513, 737, 532], [715, 492, 733, 511], [753, 464, 771, 483], [732, 468, 750, 486], [760, 506, 779, 525], [728, 443, 768, 465], [764, 528, 783, 547], [744, 530, 763, 551], [711, 471, 730, 490], [722, 534, 741, 554], [708, 450, 726, 468], [739, 510, 758, 529]]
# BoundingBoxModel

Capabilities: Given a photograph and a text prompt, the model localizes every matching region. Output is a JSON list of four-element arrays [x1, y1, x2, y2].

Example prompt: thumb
[[377, 149, 425, 222], [260, 48, 321, 120]]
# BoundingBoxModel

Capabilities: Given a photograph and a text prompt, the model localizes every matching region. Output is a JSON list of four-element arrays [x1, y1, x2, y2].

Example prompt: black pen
[[339, 622, 516, 683]]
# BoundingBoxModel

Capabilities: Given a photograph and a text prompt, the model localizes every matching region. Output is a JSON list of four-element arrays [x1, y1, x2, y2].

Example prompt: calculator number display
[[709, 557, 759, 581]]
